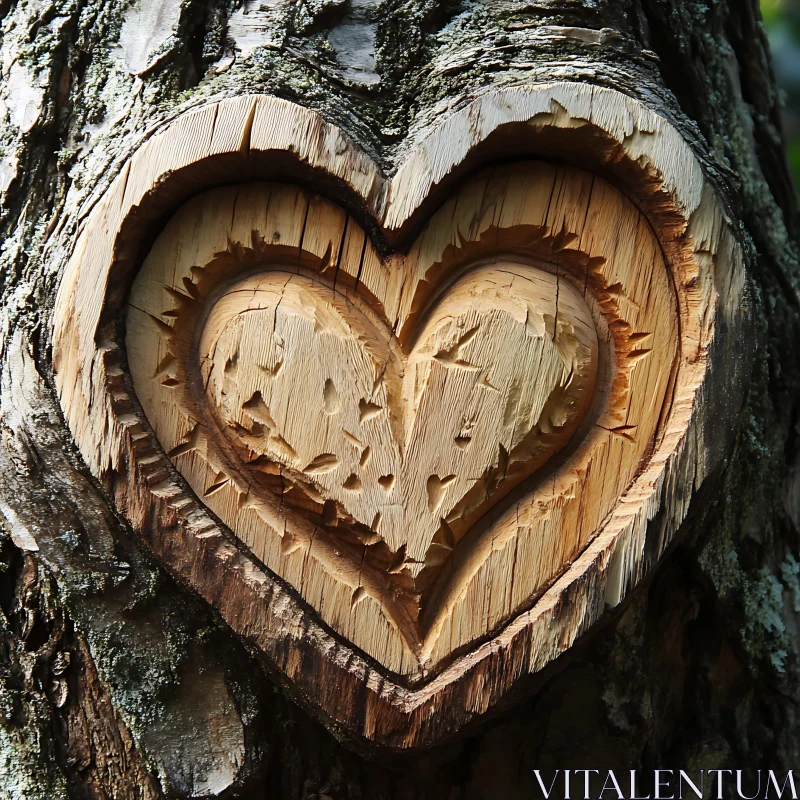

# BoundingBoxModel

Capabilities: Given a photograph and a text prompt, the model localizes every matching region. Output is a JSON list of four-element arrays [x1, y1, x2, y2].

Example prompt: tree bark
[[0, 0, 797, 797]]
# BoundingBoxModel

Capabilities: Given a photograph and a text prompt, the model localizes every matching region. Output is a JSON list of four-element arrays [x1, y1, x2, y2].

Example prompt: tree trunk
[[0, 0, 798, 797]]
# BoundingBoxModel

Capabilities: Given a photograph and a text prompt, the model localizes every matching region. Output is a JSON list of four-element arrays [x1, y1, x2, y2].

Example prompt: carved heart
[[124, 169, 676, 676], [52, 88, 743, 746], [200, 267, 597, 567]]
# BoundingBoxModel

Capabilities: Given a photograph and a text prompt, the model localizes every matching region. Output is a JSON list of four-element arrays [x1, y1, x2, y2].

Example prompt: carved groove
[[125, 165, 676, 677]]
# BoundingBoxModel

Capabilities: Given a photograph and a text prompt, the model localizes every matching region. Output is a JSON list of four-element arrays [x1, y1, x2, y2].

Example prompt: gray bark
[[0, 0, 798, 797]]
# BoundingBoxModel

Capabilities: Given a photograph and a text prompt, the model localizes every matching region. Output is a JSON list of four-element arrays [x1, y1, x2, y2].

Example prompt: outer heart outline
[[52, 83, 749, 748]]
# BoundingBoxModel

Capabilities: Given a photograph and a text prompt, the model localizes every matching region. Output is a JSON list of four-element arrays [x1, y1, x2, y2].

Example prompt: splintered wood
[[52, 85, 747, 745], [125, 164, 677, 677]]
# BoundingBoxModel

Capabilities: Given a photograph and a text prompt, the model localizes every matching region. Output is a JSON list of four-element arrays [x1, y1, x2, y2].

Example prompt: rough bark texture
[[0, 0, 797, 797]]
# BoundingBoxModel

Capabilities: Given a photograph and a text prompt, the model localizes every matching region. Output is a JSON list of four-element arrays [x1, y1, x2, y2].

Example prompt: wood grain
[[125, 165, 673, 678], [51, 84, 747, 746]]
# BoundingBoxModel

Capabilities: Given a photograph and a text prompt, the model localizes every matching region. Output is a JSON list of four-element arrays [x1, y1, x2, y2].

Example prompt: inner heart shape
[[199, 264, 598, 569]]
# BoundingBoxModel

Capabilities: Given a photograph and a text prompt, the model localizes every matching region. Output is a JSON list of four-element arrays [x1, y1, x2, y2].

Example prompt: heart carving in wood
[[52, 87, 747, 746], [125, 172, 673, 676], [204, 268, 597, 557]]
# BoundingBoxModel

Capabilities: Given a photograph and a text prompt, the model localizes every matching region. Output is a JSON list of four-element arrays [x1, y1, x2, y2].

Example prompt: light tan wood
[[124, 165, 674, 676], [51, 84, 747, 746]]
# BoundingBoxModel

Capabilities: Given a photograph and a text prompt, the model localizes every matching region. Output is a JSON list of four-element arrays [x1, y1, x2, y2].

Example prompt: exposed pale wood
[[51, 84, 747, 746], [125, 165, 673, 676]]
